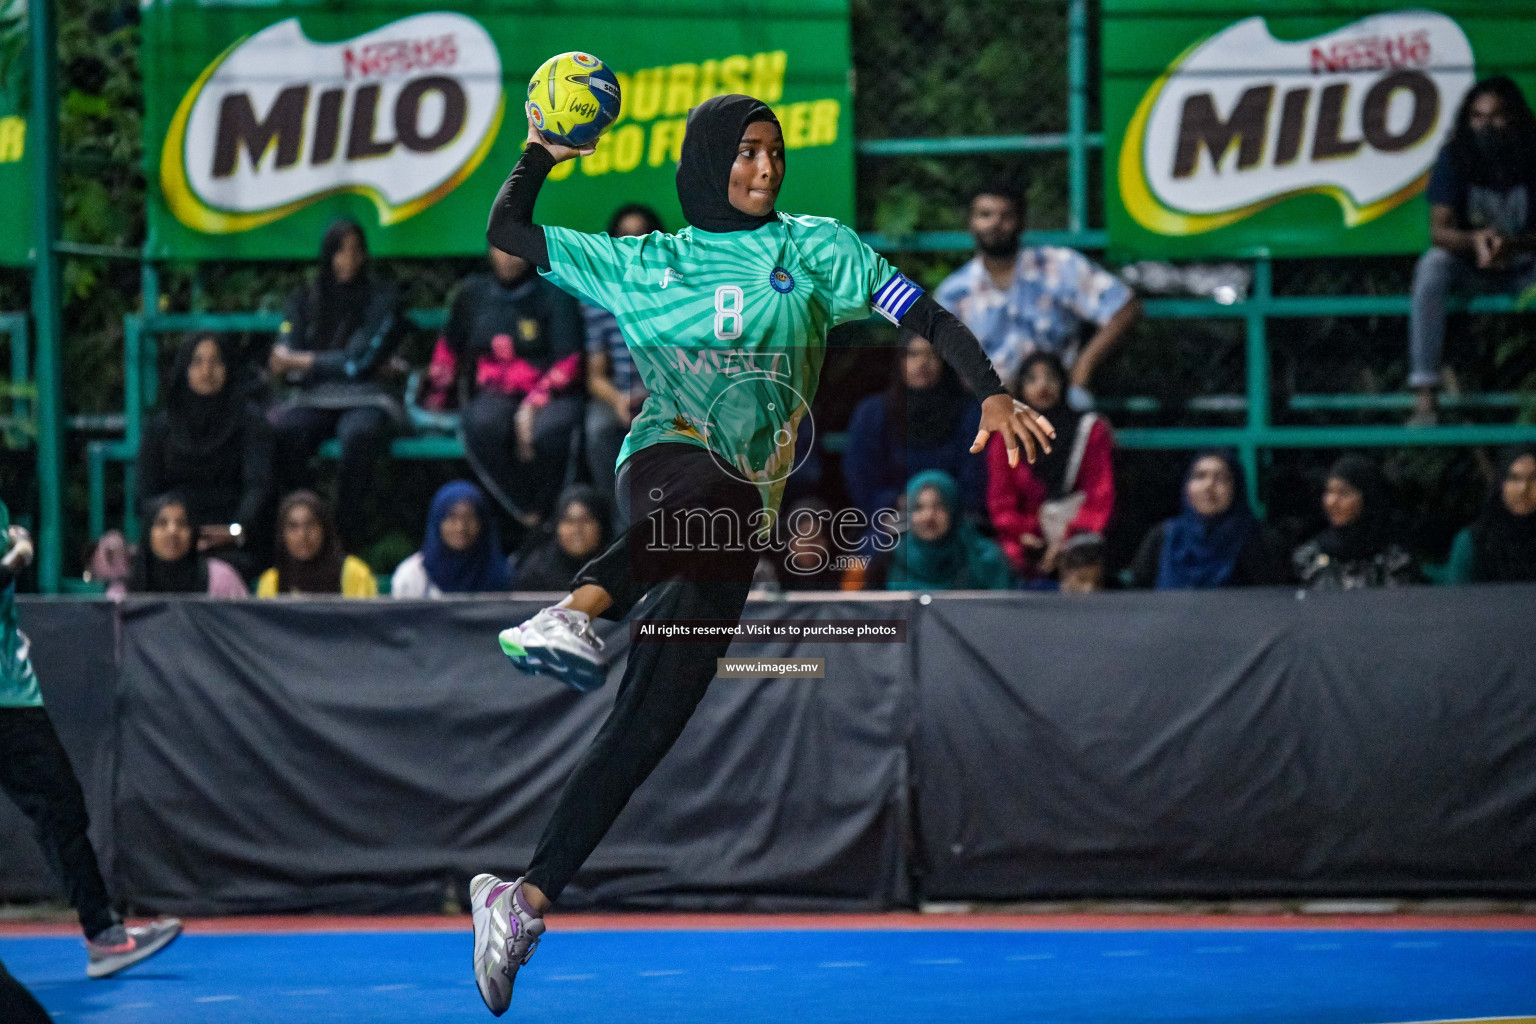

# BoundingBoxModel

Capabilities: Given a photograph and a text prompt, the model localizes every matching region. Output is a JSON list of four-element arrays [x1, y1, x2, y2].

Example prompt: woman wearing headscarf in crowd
[[134, 333, 273, 577], [425, 244, 585, 527], [878, 469, 1012, 591], [583, 204, 663, 513], [115, 494, 248, 599], [1130, 450, 1281, 589], [1444, 446, 1536, 584], [987, 351, 1114, 579], [1293, 455, 1420, 589], [256, 490, 377, 597], [392, 481, 514, 598], [512, 485, 611, 592], [843, 331, 983, 552], [268, 219, 409, 548]]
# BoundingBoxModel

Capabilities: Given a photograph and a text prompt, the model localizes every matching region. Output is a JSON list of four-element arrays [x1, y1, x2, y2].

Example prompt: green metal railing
[[50, 0, 1536, 584], [0, 314, 34, 450]]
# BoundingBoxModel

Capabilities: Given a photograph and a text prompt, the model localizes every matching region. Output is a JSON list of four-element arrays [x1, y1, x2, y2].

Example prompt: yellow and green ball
[[526, 51, 623, 148]]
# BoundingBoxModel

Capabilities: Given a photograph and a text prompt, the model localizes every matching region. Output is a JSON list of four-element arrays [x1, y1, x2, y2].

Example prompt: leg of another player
[[0, 957, 51, 1024], [0, 707, 119, 940], [0, 707, 182, 978]]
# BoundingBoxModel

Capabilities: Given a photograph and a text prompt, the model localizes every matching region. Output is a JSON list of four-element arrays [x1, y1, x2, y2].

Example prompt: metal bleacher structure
[[32, 0, 1536, 586], [0, 313, 34, 451]]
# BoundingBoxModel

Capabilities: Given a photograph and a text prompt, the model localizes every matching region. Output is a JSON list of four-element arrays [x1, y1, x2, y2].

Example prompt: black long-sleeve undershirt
[[486, 144, 1006, 402], [487, 144, 554, 270], [899, 293, 1007, 401]]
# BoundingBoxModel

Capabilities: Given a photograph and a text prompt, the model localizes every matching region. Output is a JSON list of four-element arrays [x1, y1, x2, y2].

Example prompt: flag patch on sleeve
[[871, 272, 924, 324]]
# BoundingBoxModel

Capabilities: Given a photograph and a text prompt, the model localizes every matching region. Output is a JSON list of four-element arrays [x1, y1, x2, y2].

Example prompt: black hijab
[[675, 94, 780, 234], [308, 219, 371, 350], [514, 486, 612, 591], [272, 490, 347, 595], [1317, 455, 1395, 562], [163, 334, 243, 477], [129, 494, 209, 594], [1013, 351, 1081, 498], [886, 331, 968, 450], [1469, 446, 1536, 583]]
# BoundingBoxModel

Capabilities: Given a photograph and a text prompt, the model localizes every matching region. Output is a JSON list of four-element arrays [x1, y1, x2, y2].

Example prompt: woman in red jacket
[[987, 352, 1115, 579]]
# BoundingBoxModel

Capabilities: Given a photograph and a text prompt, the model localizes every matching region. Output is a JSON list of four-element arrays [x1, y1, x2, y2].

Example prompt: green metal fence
[[37, 0, 1536, 587]]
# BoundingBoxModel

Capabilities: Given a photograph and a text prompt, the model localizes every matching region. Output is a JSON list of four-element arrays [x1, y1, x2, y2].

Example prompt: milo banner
[[0, 0, 31, 267], [1104, 0, 1536, 258], [142, 0, 853, 260]]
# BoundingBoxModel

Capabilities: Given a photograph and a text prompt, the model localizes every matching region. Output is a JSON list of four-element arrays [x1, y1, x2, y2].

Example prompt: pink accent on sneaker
[[485, 882, 514, 910], [513, 885, 539, 919]]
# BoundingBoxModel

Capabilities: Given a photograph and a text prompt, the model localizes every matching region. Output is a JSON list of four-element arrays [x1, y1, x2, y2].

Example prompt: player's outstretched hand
[[2, 525, 34, 572], [525, 105, 597, 163], [973, 392, 1055, 467]]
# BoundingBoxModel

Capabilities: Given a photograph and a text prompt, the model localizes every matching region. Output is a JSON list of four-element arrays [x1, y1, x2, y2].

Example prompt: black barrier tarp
[[114, 597, 909, 914], [9, 587, 1536, 913], [0, 600, 119, 905], [0, 601, 118, 902], [913, 587, 1536, 899]]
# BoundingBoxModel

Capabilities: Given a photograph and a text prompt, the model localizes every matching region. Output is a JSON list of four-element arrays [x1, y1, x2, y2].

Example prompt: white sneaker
[[470, 874, 545, 1016], [86, 919, 182, 979], [499, 606, 607, 692]]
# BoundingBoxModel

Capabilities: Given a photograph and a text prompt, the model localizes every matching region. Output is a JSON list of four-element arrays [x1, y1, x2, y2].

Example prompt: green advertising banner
[[1104, 0, 1536, 259], [142, 0, 853, 260], [0, 0, 32, 267]]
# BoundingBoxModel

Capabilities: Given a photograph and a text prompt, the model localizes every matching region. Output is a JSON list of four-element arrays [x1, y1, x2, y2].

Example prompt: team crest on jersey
[[769, 267, 795, 293]]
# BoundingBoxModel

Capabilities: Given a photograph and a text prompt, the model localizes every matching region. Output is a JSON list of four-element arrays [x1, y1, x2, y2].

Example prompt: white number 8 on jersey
[[714, 285, 744, 341]]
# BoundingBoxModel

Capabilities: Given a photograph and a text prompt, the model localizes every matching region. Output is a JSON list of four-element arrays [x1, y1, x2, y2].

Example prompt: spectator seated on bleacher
[[844, 331, 982, 553], [1444, 446, 1536, 584], [987, 352, 1114, 581], [1130, 450, 1281, 590], [583, 204, 661, 515], [114, 494, 247, 599], [427, 246, 584, 526], [878, 469, 1012, 592], [268, 219, 409, 548], [934, 181, 1141, 411], [257, 490, 377, 598], [136, 333, 273, 579], [759, 496, 849, 592], [1409, 77, 1536, 426], [1293, 456, 1420, 590], [1057, 533, 1109, 594], [511, 484, 610, 592], [391, 480, 512, 598]]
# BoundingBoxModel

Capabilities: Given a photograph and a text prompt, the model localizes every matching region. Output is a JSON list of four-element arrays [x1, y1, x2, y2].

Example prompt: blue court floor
[[5, 924, 1536, 1023]]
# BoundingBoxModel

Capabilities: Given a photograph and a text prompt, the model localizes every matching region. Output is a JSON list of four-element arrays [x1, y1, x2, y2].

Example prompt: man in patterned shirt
[[936, 183, 1141, 408]]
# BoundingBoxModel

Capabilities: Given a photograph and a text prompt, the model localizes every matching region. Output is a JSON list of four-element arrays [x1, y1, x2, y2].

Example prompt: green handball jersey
[[0, 499, 42, 708], [542, 214, 923, 514]]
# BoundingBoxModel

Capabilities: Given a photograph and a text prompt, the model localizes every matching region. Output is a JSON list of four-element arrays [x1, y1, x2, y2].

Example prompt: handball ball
[[526, 51, 622, 148]]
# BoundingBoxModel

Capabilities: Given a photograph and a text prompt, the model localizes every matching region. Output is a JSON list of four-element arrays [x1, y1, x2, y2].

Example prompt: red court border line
[[3, 914, 1535, 937]]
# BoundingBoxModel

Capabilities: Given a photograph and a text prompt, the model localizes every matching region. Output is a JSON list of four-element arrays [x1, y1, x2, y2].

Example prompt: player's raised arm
[[896, 291, 1056, 468], [485, 109, 598, 271]]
